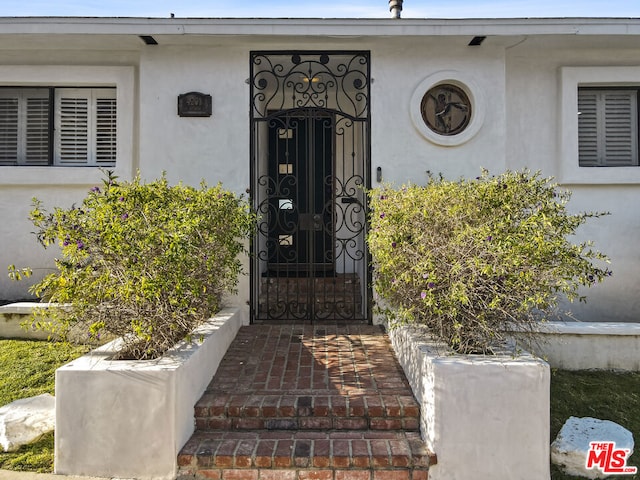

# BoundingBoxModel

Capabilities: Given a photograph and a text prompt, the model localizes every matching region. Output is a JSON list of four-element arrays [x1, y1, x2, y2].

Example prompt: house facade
[[1, 16, 639, 323]]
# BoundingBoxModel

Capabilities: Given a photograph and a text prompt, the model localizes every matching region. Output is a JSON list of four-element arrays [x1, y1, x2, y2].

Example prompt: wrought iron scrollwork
[[250, 51, 371, 322], [251, 52, 370, 119]]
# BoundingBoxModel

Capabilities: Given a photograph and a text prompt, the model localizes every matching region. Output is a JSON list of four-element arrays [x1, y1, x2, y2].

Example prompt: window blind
[[578, 89, 638, 167]]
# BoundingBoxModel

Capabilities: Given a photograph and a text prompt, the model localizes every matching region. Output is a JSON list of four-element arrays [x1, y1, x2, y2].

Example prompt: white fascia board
[[0, 17, 640, 37]]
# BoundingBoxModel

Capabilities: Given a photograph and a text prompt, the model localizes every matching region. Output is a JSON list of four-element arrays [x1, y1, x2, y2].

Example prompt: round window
[[420, 83, 472, 136], [410, 71, 485, 147]]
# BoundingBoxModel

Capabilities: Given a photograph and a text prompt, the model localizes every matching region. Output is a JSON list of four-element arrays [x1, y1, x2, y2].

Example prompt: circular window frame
[[410, 71, 485, 147]]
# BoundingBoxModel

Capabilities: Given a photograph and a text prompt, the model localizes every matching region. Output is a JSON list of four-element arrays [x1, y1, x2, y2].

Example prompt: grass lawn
[[550, 369, 640, 480], [0, 339, 90, 472]]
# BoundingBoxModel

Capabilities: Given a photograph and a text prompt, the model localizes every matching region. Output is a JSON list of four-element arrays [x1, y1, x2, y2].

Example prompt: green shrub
[[368, 169, 610, 354], [9, 172, 254, 359]]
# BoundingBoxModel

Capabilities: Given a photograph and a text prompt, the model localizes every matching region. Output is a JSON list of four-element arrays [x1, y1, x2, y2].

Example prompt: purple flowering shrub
[[368, 169, 611, 353], [14, 171, 254, 359]]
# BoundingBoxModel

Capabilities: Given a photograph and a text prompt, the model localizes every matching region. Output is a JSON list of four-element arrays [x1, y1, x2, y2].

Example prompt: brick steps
[[178, 324, 435, 480], [259, 275, 363, 318], [195, 393, 420, 431], [178, 431, 434, 480]]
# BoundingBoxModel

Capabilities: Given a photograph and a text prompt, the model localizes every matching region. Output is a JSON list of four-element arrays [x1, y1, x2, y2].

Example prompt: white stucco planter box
[[0, 302, 58, 340], [389, 325, 550, 480], [0, 302, 98, 343], [54, 306, 248, 480], [520, 321, 640, 371]]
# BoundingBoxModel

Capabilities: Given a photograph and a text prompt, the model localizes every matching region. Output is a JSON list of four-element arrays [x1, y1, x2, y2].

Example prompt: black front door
[[267, 109, 333, 274]]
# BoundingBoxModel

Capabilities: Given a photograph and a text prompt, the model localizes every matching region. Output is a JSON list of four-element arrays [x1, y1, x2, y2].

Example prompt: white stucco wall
[[0, 25, 638, 322], [505, 43, 640, 321], [371, 39, 507, 184], [0, 59, 137, 301], [137, 44, 250, 191]]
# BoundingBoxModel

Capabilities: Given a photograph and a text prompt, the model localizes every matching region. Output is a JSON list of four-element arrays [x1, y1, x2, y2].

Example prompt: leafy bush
[[368, 170, 611, 354], [10, 172, 254, 359]]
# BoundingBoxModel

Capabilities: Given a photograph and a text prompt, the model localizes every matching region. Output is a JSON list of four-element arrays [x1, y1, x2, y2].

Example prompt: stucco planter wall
[[54, 306, 248, 480], [389, 324, 550, 480], [0, 302, 52, 340], [0, 302, 101, 343], [518, 321, 640, 371]]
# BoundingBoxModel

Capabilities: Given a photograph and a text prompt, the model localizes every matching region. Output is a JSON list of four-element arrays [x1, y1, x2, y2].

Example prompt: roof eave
[[0, 16, 639, 37]]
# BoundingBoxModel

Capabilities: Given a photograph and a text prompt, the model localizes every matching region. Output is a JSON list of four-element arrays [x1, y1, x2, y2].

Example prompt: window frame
[[0, 66, 134, 186], [0, 86, 117, 167], [560, 66, 640, 184], [54, 87, 118, 167], [0, 87, 52, 166], [410, 70, 486, 147], [577, 87, 639, 168]]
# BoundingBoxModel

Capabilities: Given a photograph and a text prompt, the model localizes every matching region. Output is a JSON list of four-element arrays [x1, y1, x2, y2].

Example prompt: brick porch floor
[[178, 323, 436, 480]]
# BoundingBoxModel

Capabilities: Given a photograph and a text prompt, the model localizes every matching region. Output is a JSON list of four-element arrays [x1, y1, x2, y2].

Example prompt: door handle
[[300, 213, 323, 231]]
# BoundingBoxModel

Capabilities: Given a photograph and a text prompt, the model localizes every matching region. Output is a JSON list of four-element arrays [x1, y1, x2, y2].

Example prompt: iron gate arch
[[250, 51, 371, 322]]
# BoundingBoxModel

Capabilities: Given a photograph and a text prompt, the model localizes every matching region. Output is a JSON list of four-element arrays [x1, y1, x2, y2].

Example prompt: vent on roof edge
[[468, 36, 487, 46], [139, 35, 158, 45]]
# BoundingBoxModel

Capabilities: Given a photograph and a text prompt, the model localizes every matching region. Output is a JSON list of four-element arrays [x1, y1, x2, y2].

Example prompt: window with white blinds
[[578, 88, 639, 167], [55, 88, 117, 166], [0, 88, 50, 166], [0, 87, 116, 166]]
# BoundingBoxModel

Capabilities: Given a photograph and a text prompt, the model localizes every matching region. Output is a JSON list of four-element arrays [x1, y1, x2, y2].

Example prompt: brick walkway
[[178, 323, 436, 480]]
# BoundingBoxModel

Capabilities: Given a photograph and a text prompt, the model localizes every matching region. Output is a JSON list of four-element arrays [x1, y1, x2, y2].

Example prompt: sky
[[1, 0, 639, 19]]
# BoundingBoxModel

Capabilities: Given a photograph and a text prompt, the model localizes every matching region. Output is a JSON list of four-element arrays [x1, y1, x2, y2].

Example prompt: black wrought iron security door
[[250, 51, 371, 322]]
